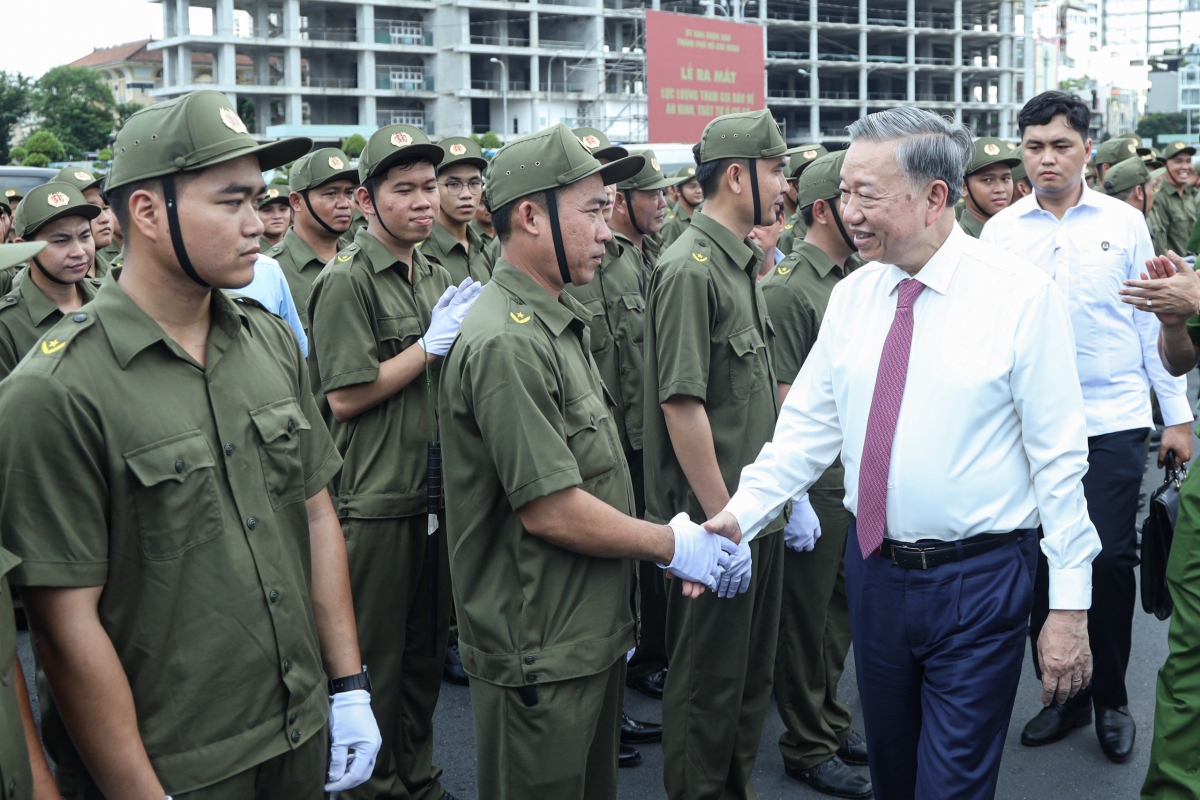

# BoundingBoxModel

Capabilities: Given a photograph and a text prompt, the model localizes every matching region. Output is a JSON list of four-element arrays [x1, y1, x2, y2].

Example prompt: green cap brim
[[366, 144, 445, 182], [440, 156, 488, 172], [1151, 167, 1167, 180], [595, 154, 645, 188], [0, 241, 46, 271], [593, 146, 629, 162], [622, 174, 680, 191], [967, 157, 1021, 175], [20, 204, 102, 239]]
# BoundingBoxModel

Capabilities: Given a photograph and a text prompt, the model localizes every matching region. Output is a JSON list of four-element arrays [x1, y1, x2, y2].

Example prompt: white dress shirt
[[725, 225, 1101, 609], [981, 187, 1191, 436]]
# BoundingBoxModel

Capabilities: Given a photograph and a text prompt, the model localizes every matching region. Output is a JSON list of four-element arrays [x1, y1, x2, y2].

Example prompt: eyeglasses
[[439, 179, 483, 196]]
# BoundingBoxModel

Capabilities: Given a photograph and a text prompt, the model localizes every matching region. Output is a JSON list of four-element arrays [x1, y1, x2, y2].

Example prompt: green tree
[[8, 146, 26, 165], [97, 147, 113, 162], [236, 98, 256, 133], [342, 133, 366, 157], [0, 71, 31, 165], [32, 66, 116, 157], [22, 153, 50, 167], [471, 131, 503, 150], [115, 101, 144, 131], [1137, 113, 1189, 141], [23, 129, 66, 163]]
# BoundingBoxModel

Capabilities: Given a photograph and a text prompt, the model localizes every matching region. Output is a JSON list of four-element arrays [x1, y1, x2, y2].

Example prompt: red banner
[[644, 10, 766, 143]]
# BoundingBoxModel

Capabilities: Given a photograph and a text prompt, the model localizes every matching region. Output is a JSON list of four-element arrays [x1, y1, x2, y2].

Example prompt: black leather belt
[[879, 529, 1026, 569]]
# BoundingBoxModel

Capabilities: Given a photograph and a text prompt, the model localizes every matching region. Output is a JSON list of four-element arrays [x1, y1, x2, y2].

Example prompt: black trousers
[[1029, 426, 1148, 709]]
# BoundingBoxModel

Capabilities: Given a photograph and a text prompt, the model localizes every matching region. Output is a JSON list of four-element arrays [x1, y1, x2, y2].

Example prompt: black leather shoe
[[837, 731, 869, 766], [442, 643, 469, 686], [626, 668, 666, 700], [621, 712, 663, 744], [786, 755, 873, 798], [1095, 704, 1136, 763], [1021, 702, 1092, 746], [618, 743, 642, 768]]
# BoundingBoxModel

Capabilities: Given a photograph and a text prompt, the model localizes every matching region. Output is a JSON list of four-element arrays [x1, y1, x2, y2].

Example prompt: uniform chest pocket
[[618, 293, 646, 348], [564, 391, 619, 487], [379, 315, 424, 360], [582, 299, 612, 355], [125, 432, 224, 561], [250, 399, 311, 510], [728, 326, 767, 400]]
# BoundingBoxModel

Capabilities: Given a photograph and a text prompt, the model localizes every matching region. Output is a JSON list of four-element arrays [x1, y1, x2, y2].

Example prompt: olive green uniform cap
[[486, 123, 644, 211], [438, 136, 488, 172], [797, 150, 846, 209], [1102, 158, 1153, 195], [618, 149, 678, 191], [784, 144, 828, 181], [966, 137, 1021, 176], [53, 166, 103, 193], [289, 147, 359, 192], [571, 127, 628, 162], [1143, 147, 1165, 170], [696, 109, 788, 163], [13, 182, 101, 239], [258, 186, 289, 207], [1094, 137, 1140, 167], [3, 188, 23, 205], [671, 164, 698, 186], [107, 90, 312, 192], [0, 241, 46, 270], [359, 124, 443, 183], [1162, 140, 1198, 160]]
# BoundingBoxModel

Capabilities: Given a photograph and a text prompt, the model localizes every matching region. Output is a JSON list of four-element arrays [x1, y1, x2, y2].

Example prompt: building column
[[179, 44, 192, 87], [953, 0, 963, 122], [999, 0, 1014, 136], [530, 11, 540, 131], [174, 0, 190, 38], [1023, 0, 1034, 103], [810, 0, 820, 138], [283, 0, 302, 124], [357, 2, 376, 126]]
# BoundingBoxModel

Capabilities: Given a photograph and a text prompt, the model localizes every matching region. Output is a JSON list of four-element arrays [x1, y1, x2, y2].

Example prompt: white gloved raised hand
[[784, 494, 822, 552], [325, 689, 383, 792], [716, 541, 752, 599], [660, 512, 738, 591], [418, 278, 484, 356]]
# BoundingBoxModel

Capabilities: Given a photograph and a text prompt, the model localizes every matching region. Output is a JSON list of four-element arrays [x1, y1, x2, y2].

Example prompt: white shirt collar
[[882, 222, 966, 297], [1016, 181, 1105, 220]]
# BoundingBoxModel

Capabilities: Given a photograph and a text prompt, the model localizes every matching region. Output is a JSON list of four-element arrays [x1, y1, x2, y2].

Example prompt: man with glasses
[[421, 136, 492, 285]]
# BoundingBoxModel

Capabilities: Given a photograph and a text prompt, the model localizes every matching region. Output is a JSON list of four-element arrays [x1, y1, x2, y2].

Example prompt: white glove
[[325, 689, 383, 792], [716, 541, 752, 599], [418, 278, 483, 356], [784, 494, 822, 552], [659, 512, 738, 591]]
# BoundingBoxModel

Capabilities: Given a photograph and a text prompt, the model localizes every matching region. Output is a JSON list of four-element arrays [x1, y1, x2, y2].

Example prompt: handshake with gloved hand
[[662, 494, 822, 600], [418, 278, 484, 357]]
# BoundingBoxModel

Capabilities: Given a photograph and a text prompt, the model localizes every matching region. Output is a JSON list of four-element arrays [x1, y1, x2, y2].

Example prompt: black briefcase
[[1140, 458, 1186, 621]]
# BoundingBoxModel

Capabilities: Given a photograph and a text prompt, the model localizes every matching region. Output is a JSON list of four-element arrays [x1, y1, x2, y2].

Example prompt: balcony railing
[[766, 88, 810, 98], [376, 68, 434, 91], [377, 110, 425, 127], [376, 20, 433, 46], [307, 76, 357, 89], [542, 82, 587, 92], [540, 38, 588, 49], [768, 49, 810, 59], [867, 91, 907, 100], [300, 26, 357, 42], [470, 34, 531, 47], [471, 79, 532, 91]]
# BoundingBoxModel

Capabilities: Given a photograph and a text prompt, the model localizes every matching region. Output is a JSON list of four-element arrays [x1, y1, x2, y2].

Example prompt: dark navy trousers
[[845, 522, 1038, 800]]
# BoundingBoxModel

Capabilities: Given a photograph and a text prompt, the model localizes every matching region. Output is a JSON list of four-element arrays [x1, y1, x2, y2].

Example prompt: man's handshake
[[658, 510, 753, 600]]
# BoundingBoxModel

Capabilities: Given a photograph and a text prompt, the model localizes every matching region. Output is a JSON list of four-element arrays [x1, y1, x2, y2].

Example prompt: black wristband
[[329, 665, 371, 695]]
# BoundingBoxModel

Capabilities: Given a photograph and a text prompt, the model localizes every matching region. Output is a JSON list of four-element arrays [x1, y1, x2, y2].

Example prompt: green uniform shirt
[[0, 269, 99, 380], [563, 232, 648, 452], [958, 211, 985, 239], [97, 239, 123, 267], [0, 266, 24, 299], [440, 261, 635, 687], [658, 202, 695, 250], [777, 210, 808, 255], [1148, 182, 1199, 255], [308, 227, 454, 520], [264, 228, 327, 329], [419, 221, 492, 285], [481, 234, 501, 274], [0, 282, 341, 795], [643, 213, 783, 534], [468, 219, 494, 245], [761, 240, 855, 493], [0, 548, 32, 800]]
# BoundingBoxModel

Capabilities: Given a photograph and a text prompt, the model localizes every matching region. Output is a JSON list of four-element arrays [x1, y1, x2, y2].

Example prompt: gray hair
[[847, 108, 974, 208]]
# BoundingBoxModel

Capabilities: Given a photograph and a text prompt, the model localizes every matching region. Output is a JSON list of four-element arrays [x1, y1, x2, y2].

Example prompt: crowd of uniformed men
[[0, 85, 1198, 800]]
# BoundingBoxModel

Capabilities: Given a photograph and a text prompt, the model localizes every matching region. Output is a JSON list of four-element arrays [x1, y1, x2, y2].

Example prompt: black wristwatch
[[329, 665, 372, 695]]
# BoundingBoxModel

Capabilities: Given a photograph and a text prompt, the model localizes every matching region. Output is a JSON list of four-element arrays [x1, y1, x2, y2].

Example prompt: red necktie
[[857, 278, 925, 558]]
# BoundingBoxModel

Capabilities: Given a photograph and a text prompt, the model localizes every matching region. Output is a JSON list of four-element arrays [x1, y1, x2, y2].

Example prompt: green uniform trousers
[[341, 515, 451, 800], [470, 658, 625, 800], [62, 729, 328, 800], [1143, 481, 1200, 798], [663, 528, 785, 800], [775, 485, 854, 772]]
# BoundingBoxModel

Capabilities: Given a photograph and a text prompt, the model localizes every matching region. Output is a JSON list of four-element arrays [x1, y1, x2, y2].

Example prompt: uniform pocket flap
[[729, 326, 766, 358], [621, 294, 645, 312], [125, 431, 217, 487], [564, 392, 603, 436], [249, 399, 311, 445]]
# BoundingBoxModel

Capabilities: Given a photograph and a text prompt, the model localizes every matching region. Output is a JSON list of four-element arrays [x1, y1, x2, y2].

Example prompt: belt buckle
[[890, 542, 932, 569]]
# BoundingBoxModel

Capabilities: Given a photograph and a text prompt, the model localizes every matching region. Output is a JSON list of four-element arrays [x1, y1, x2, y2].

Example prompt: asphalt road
[[16, 387, 1191, 799]]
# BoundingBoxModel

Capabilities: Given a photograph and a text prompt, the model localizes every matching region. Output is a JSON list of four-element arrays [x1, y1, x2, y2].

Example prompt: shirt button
[[73, 313, 87, 322], [224, 444, 234, 456], [524, 655, 535, 665], [526, 672, 538, 682], [3, 296, 13, 303], [291, 730, 301, 743], [289, 712, 298, 724], [175, 460, 185, 473], [589, 414, 596, 425], [283, 659, 292, 673], [247, 517, 258, 530], [287, 419, 296, 433], [269, 589, 280, 603]]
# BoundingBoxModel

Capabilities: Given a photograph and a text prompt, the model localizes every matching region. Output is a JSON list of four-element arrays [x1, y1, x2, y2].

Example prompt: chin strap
[[32, 256, 72, 285], [827, 201, 858, 253], [301, 189, 345, 239], [1141, 189, 1147, 218], [161, 175, 211, 288], [542, 188, 572, 286], [747, 158, 762, 225], [364, 183, 404, 244], [964, 182, 993, 221], [622, 190, 647, 236]]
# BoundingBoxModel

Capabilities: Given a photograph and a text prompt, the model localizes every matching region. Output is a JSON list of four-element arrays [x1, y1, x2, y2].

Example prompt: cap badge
[[1127, 142, 1137, 154], [74, 171, 91, 181], [219, 106, 249, 135], [265, 188, 280, 199], [1174, 141, 1185, 149], [4, 190, 14, 198], [803, 150, 817, 159], [449, 143, 467, 156], [46, 192, 70, 208], [391, 131, 413, 147], [687, 167, 695, 175], [328, 156, 345, 169], [1101, 241, 1110, 250], [984, 143, 1000, 156], [651, 157, 660, 171], [579, 135, 601, 150]]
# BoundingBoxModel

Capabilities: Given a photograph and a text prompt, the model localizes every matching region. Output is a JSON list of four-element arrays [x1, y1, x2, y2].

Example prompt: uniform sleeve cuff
[[1157, 394, 1194, 428], [1047, 566, 1092, 611]]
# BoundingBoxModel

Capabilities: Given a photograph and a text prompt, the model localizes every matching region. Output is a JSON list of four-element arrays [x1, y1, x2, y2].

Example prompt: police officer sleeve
[[0, 373, 109, 586], [459, 335, 584, 511], [291, 328, 343, 498], [761, 281, 817, 385], [309, 269, 383, 392], [652, 265, 713, 402]]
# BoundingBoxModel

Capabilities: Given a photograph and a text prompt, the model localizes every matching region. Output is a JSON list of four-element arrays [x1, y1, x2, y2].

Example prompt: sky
[[2, 0, 166, 78]]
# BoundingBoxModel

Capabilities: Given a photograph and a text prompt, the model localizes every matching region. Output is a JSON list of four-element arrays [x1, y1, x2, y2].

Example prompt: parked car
[[0, 165, 60, 199]]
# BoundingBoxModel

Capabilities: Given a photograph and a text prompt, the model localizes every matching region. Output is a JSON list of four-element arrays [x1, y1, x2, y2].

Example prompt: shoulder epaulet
[[230, 294, 270, 313], [683, 234, 712, 266], [331, 242, 360, 267], [770, 252, 802, 280], [505, 300, 536, 328], [32, 308, 96, 361], [268, 242, 284, 257]]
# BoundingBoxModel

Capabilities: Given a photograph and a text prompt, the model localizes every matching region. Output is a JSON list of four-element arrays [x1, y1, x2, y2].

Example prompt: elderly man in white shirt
[[981, 91, 1193, 764], [700, 107, 1100, 800]]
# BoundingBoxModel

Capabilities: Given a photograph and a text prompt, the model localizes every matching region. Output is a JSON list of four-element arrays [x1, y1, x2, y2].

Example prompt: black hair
[[490, 191, 547, 244], [1018, 91, 1091, 141], [107, 175, 196, 240], [800, 205, 814, 227], [692, 142, 747, 200]]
